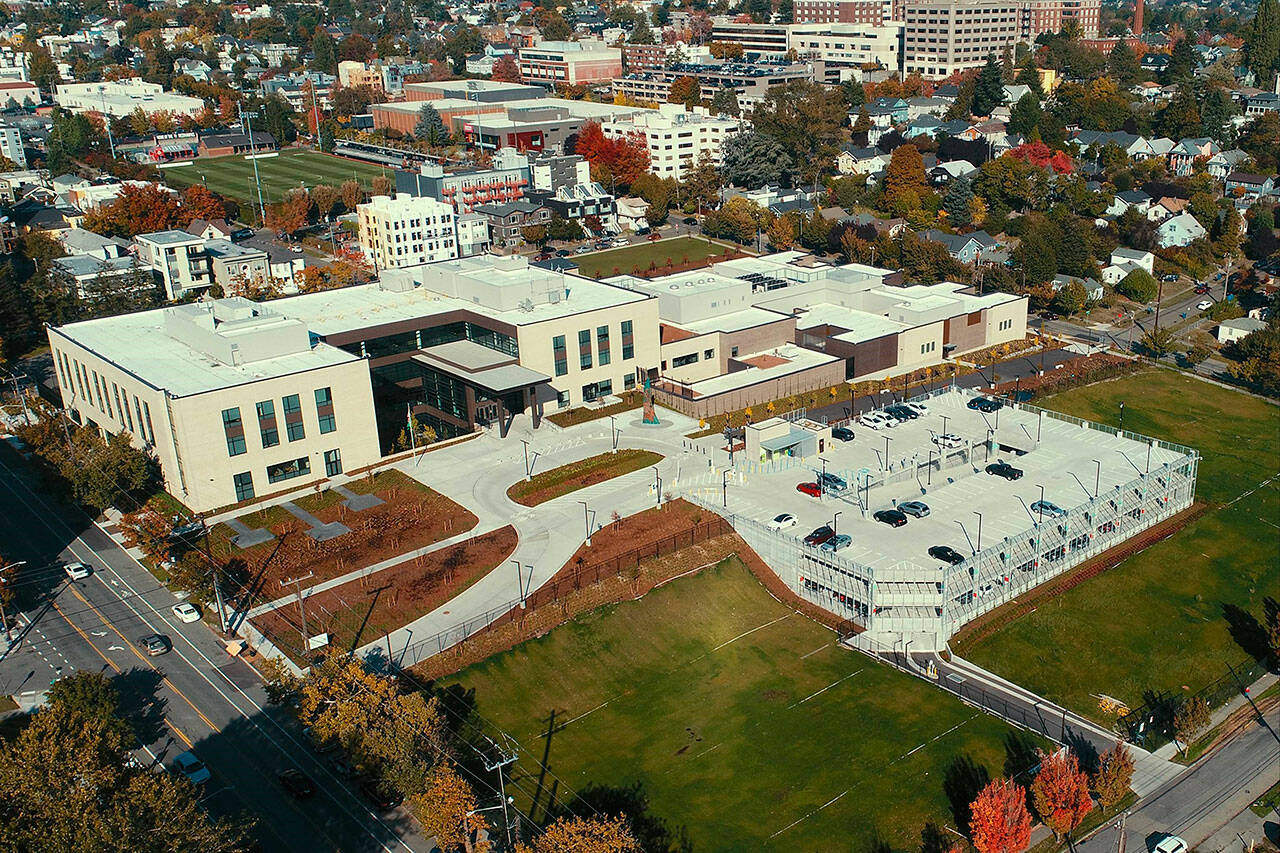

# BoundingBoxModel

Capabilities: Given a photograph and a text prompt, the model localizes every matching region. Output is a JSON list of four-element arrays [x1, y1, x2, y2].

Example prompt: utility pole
[[483, 737, 519, 850], [238, 102, 267, 225], [1115, 811, 1127, 853], [0, 560, 27, 643], [280, 573, 315, 648]]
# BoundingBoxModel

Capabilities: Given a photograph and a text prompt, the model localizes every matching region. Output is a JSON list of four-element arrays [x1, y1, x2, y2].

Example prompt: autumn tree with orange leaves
[[515, 815, 641, 853], [970, 778, 1032, 853], [1009, 141, 1074, 175], [180, 184, 231, 223], [82, 183, 182, 238], [571, 121, 650, 191], [1030, 749, 1093, 840], [266, 188, 312, 235]]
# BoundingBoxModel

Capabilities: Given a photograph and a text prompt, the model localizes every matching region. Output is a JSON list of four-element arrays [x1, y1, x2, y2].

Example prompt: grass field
[[161, 150, 390, 205], [507, 449, 663, 507], [572, 236, 737, 279], [961, 369, 1280, 721], [445, 556, 1033, 851]]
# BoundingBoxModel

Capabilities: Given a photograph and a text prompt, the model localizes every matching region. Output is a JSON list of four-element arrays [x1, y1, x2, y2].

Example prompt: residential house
[[52, 254, 151, 300], [905, 96, 952, 119], [1147, 196, 1189, 222], [1168, 138, 1219, 177], [1215, 316, 1267, 343], [1245, 92, 1280, 117], [1101, 247, 1154, 285], [1224, 171, 1277, 202], [471, 200, 549, 248], [834, 144, 886, 176], [1105, 189, 1152, 218], [186, 219, 235, 241], [920, 229, 999, 265], [1206, 149, 1250, 179], [866, 97, 909, 125], [1051, 274, 1103, 302], [1002, 84, 1032, 104], [1155, 212, 1208, 248], [930, 160, 977, 186]]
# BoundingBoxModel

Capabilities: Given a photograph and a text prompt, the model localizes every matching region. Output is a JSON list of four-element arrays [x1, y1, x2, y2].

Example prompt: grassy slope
[[964, 369, 1280, 719], [447, 557, 1025, 851]]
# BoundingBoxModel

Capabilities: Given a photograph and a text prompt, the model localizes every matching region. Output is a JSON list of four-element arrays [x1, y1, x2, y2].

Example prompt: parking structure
[[689, 387, 1198, 650]]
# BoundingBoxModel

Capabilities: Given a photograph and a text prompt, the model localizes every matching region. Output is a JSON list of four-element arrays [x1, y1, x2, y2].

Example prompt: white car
[[767, 513, 797, 530], [1196, 299, 1213, 311], [64, 561, 92, 580], [171, 751, 211, 785], [903, 401, 929, 417], [932, 433, 965, 448], [860, 411, 897, 430], [172, 602, 201, 623], [1153, 836, 1187, 853]]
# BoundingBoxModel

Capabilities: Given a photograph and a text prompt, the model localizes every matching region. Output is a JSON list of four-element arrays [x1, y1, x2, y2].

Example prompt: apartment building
[[621, 43, 711, 72], [357, 193, 461, 270], [612, 61, 814, 108], [788, 23, 904, 72], [600, 104, 743, 180], [708, 22, 792, 55], [54, 79, 205, 118], [48, 298, 381, 511], [0, 122, 25, 169], [394, 148, 531, 214], [794, 0, 896, 25], [517, 40, 623, 87], [135, 230, 215, 300]]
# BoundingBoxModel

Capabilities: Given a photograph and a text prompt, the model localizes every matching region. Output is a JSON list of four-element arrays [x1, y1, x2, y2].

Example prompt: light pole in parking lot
[[1118, 400, 1125, 432], [820, 457, 827, 500], [579, 501, 592, 546], [653, 467, 662, 508], [972, 511, 983, 553], [883, 435, 892, 471], [722, 468, 729, 507], [832, 511, 842, 537], [1093, 459, 1101, 498], [1036, 484, 1045, 526], [941, 415, 949, 437]]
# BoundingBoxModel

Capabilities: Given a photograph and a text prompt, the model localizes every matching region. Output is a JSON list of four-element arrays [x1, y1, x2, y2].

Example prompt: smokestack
[[1133, 0, 1143, 36]]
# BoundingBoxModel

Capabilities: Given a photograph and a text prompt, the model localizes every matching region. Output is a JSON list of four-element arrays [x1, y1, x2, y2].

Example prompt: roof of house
[[1226, 171, 1271, 185]]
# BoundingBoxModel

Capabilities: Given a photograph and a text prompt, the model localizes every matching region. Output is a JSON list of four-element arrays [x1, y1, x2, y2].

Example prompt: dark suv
[[967, 397, 1004, 413], [986, 461, 1024, 480], [804, 525, 836, 547], [831, 426, 855, 442]]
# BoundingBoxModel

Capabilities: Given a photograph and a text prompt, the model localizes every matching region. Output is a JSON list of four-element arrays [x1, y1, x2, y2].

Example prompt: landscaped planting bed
[[506, 449, 663, 507]]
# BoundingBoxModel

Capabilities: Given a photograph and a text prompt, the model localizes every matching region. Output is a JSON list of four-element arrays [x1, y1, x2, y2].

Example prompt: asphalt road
[[1078, 700, 1280, 851], [0, 448, 427, 853]]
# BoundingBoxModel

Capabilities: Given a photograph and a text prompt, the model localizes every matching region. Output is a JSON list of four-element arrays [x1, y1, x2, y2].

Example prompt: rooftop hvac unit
[[518, 298, 535, 312]]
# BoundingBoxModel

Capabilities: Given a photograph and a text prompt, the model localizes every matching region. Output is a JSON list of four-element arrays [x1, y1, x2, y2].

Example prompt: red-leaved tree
[[82, 183, 182, 238], [1009, 141, 1074, 175], [970, 778, 1032, 853], [1030, 748, 1093, 840], [180, 184, 230, 224], [491, 54, 521, 83], [571, 122, 650, 191]]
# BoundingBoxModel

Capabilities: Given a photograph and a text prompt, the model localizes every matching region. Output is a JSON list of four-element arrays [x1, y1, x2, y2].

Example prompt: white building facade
[[600, 103, 743, 180], [357, 193, 462, 270]]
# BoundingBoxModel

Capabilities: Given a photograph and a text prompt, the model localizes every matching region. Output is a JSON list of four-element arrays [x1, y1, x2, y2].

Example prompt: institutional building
[[612, 60, 814, 108], [516, 40, 623, 87], [793, 0, 897, 25], [54, 79, 206, 118], [600, 104, 743, 180]]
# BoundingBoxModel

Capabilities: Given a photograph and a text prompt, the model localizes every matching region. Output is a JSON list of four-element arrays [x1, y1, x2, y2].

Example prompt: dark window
[[222, 407, 246, 456], [282, 394, 305, 441], [597, 325, 611, 366], [672, 353, 698, 367], [624, 373, 635, 391], [324, 448, 342, 477], [621, 320, 634, 360], [233, 471, 255, 501], [552, 335, 567, 376], [578, 329, 592, 370], [256, 400, 279, 448], [315, 387, 336, 434], [556, 389, 570, 408], [266, 456, 311, 484], [420, 366, 468, 419]]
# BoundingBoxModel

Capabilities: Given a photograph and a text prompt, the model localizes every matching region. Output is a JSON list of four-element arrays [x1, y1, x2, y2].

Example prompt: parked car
[[831, 426, 855, 442], [818, 472, 847, 492], [932, 433, 965, 449], [967, 397, 1003, 413], [898, 500, 930, 518], [860, 411, 897, 430], [1030, 499, 1068, 518], [554, 249, 572, 257], [172, 602, 201, 623], [873, 509, 908, 527], [820, 534, 852, 552], [1196, 299, 1213, 311], [985, 461, 1024, 480], [902, 401, 929, 417], [1193, 284, 1210, 294], [796, 481, 822, 498], [928, 545, 966, 565], [1160, 273, 1179, 282], [1152, 837, 1188, 853], [360, 778, 404, 811], [803, 525, 835, 547], [278, 769, 316, 799], [171, 751, 211, 786], [885, 404, 918, 421], [64, 561, 92, 580], [140, 634, 170, 656], [768, 513, 797, 530]]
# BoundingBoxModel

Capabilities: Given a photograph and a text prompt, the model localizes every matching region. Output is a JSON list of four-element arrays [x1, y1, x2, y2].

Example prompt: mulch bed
[[506, 449, 663, 507], [253, 525, 517, 662]]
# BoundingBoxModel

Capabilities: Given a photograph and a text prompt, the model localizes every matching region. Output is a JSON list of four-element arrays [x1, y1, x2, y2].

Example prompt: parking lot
[[711, 389, 1195, 633]]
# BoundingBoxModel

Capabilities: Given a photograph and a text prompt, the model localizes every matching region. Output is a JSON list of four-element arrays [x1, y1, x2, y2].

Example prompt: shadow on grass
[[943, 754, 990, 836], [1003, 730, 1041, 779], [1223, 602, 1270, 661], [554, 781, 693, 853]]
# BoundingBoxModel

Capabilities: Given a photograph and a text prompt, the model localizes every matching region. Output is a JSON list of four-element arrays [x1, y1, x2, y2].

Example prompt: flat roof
[[52, 309, 360, 397], [681, 343, 838, 398], [412, 347, 549, 393], [680, 307, 787, 335]]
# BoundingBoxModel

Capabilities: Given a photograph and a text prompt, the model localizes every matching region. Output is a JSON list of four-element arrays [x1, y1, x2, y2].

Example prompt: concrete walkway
[[356, 409, 703, 666], [1153, 670, 1280, 760], [280, 500, 350, 542]]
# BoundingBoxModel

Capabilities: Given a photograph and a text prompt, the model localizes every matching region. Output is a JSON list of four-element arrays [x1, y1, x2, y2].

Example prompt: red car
[[796, 482, 822, 497]]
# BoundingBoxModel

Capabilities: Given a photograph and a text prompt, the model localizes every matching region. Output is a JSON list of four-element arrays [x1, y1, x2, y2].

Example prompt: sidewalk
[[1152, 670, 1280, 760]]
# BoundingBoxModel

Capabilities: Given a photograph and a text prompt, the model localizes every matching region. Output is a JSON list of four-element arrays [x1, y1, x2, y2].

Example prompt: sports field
[[960, 369, 1280, 720], [445, 556, 1029, 851], [572, 235, 737, 279], [161, 150, 390, 205]]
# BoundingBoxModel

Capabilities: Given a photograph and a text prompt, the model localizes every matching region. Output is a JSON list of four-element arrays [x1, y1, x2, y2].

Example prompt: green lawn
[[572, 236, 738, 279], [444, 557, 1031, 851], [161, 150, 390, 206], [961, 369, 1280, 721], [506, 449, 663, 507]]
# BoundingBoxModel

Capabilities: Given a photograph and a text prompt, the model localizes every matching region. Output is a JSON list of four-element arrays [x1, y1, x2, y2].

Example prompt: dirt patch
[[740, 354, 789, 369], [252, 525, 517, 663], [562, 499, 713, 568], [212, 470, 479, 601], [545, 391, 642, 429], [507, 449, 663, 507]]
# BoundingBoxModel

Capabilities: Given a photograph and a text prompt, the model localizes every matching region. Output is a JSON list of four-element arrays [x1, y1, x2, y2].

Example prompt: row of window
[[919, 340, 938, 355], [231, 449, 343, 501], [54, 349, 156, 445], [221, 387, 335, 458], [552, 320, 634, 378]]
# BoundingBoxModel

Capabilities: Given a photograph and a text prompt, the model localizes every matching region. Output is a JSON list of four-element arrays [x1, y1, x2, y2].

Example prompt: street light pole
[[578, 501, 591, 546], [1093, 459, 1101, 498], [820, 457, 827, 501], [722, 468, 729, 507], [609, 415, 619, 452], [973, 511, 983, 552], [653, 467, 661, 508], [1118, 401, 1125, 433], [941, 415, 949, 437], [1036, 484, 1045, 526], [832, 511, 842, 537]]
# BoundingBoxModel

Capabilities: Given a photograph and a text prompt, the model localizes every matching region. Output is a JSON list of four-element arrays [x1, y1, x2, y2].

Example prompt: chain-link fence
[[1116, 657, 1273, 751]]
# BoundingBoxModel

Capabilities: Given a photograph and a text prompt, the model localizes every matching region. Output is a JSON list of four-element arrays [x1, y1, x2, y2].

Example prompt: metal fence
[[1116, 657, 1273, 751]]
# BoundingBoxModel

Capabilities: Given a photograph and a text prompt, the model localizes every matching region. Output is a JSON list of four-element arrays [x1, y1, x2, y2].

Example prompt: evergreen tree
[[972, 54, 1005, 118], [311, 30, 337, 74], [1166, 36, 1197, 82], [1107, 39, 1140, 87], [261, 94, 297, 144], [1246, 0, 1280, 81], [851, 107, 872, 145], [1007, 92, 1043, 137], [840, 77, 865, 109], [1201, 86, 1239, 143], [629, 17, 655, 44], [1001, 46, 1015, 83], [711, 88, 741, 117], [946, 77, 976, 119], [1158, 85, 1203, 139], [414, 104, 448, 145], [943, 176, 974, 228], [1014, 55, 1043, 95]]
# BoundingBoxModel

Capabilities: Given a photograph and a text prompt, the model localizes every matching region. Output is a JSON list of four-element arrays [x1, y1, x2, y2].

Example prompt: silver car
[[899, 500, 930, 518], [1030, 499, 1068, 518]]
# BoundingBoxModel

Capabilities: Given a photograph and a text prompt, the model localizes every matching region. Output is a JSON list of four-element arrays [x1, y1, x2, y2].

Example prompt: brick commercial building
[[793, 0, 897, 24], [517, 40, 623, 87]]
